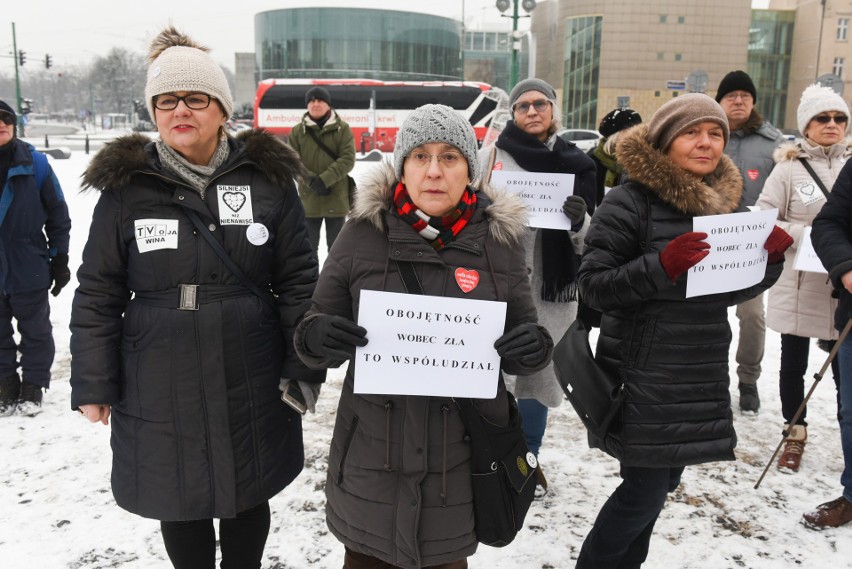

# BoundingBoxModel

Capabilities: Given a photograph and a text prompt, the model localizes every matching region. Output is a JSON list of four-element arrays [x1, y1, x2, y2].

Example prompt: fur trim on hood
[[350, 161, 529, 246], [81, 129, 306, 192], [616, 124, 743, 216], [772, 137, 852, 163]]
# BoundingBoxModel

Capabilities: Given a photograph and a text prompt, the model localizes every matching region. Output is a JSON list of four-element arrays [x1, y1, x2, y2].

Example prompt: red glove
[[764, 225, 793, 264], [659, 232, 710, 282]]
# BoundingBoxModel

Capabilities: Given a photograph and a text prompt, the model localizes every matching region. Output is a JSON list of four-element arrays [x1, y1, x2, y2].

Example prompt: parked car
[[557, 128, 602, 152]]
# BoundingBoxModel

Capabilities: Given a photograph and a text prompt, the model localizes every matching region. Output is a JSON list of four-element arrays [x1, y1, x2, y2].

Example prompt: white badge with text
[[354, 290, 507, 398], [217, 185, 254, 225], [686, 208, 778, 298], [134, 219, 179, 253], [489, 171, 575, 230], [793, 181, 825, 207]]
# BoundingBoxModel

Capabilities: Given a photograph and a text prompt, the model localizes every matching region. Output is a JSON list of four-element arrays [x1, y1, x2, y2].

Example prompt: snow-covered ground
[[1, 148, 850, 568]]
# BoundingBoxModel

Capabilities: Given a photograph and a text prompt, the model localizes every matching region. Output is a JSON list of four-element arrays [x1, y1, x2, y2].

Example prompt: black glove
[[309, 176, 331, 196], [494, 323, 552, 367], [563, 195, 587, 231], [303, 314, 368, 361], [49, 253, 71, 297]]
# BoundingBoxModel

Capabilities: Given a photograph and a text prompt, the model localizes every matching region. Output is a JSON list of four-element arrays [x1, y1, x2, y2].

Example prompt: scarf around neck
[[496, 120, 580, 302], [156, 135, 230, 198], [393, 182, 477, 250]]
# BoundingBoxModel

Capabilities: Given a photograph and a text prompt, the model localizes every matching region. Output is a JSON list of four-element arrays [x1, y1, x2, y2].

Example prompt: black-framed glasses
[[153, 93, 213, 111], [513, 99, 551, 115], [406, 151, 465, 169], [813, 114, 848, 124]]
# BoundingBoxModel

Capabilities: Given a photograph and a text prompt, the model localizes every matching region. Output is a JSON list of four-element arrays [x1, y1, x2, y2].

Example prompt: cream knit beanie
[[144, 26, 233, 121], [797, 84, 850, 135]]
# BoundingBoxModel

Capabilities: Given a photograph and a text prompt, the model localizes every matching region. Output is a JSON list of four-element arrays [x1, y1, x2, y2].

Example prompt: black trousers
[[160, 501, 270, 569], [0, 289, 54, 388], [779, 334, 840, 425], [306, 216, 345, 260]]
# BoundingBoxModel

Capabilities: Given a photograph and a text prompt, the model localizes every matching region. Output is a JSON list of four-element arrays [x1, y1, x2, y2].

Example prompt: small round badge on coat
[[246, 223, 269, 246], [526, 451, 538, 469]]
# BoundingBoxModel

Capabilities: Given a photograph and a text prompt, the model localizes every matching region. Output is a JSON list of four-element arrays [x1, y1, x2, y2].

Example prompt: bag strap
[[183, 208, 277, 311], [798, 158, 830, 198], [478, 145, 497, 191], [306, 127, 339, 161], [396, 260, 425, 296]]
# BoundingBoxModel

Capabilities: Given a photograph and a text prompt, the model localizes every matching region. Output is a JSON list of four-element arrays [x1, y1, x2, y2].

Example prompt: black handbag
[[552, 318, 623, 441], [395, 260, 538, 547]]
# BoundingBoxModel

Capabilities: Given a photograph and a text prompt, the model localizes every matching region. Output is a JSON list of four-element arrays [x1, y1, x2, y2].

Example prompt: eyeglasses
[[406, 151, 466, 169], [512, 99, 551, 115], [153, 93, 213, 111], [722, 91, 753, 103], [813, 114, 848, 124]]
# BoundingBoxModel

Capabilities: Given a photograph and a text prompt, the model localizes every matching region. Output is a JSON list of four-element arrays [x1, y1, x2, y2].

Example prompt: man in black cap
[[715, 70, 786, 413], [0, 99, 71, 416], [288, 86, 355, 260]]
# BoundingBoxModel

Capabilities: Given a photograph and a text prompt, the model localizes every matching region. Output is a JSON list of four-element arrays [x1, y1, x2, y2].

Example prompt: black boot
[[739, 382, 760, 413], [18, 382, 44, 417], [0, 373, 21, 416]]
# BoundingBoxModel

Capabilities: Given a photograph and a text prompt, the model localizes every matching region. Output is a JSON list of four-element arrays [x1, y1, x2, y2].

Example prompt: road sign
[[666, 80, 686, 91]]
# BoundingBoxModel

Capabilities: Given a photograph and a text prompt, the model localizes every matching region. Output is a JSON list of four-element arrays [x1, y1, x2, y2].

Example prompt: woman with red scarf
[[294, 104, 553, 569]]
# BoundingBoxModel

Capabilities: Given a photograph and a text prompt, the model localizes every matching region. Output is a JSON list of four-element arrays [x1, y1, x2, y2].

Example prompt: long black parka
[[578, 125, 784, 468], [70, 130, 322, 520]]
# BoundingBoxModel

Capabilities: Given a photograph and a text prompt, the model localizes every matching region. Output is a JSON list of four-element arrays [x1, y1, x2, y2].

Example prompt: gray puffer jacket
[[723, 111, 786, 206], [294, 163, 550, 567]]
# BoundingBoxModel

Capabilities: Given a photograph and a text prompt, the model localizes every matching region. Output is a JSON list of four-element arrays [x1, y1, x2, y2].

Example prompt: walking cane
[[754, 317, 852, 489]]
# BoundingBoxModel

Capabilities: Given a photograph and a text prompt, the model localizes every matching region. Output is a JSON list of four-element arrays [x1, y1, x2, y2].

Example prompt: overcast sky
[[4, 0, 770, 72]]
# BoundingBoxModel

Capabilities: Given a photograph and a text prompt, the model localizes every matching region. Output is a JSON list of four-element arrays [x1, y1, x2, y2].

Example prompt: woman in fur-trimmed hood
[[70, 26, 321, 568], [575, 94, 790, 569], [294, 104, 552, 569]]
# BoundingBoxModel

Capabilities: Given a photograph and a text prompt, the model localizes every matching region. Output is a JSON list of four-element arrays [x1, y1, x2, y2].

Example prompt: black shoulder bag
[[305, 127, 357, 204], [396, 260, 538, 548], [798, 158, 831, 198]]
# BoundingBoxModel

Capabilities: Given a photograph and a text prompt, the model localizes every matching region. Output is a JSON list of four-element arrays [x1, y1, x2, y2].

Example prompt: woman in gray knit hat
[[575, 93, 792, 568], [70, 26, 320, 568], [294, 103, 553, 568], [479, 78, 597, 468]]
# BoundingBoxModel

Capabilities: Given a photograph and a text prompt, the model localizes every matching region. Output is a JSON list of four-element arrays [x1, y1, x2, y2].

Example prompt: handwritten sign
[[686, 208, 778, 298], [489, 171, 575, 230], [793, 226, 828, 274], [354, 290, 507, 398]]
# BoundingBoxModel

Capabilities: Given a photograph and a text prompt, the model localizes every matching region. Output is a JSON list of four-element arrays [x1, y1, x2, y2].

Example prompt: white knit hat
[[144, 27, 233, 121], [393, 104, 479, 182], [797, 84, 850, 135]]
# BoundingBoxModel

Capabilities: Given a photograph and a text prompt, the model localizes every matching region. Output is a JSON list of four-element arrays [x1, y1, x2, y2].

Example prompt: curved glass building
[[255, 8, 462, 81]]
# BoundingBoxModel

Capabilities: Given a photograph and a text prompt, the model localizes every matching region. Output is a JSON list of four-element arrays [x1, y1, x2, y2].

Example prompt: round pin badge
[[246, 223, 269, 246], [526, 451, 538, 469]]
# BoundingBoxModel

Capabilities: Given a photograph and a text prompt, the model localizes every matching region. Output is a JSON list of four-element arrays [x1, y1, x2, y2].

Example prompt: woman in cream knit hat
[[71, 26, 320, 568]]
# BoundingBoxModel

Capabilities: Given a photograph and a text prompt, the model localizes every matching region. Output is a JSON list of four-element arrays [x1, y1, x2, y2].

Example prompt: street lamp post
[[496, 0, 536, 89]]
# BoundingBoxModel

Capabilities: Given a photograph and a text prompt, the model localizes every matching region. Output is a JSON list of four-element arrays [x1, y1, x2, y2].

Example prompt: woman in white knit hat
[[755, 83, 852, 475], [70, 26, 321, 568]]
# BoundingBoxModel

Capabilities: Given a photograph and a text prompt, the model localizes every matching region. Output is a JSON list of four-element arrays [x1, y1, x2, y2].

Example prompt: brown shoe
[[803, 497, 852, 529], [777, 424, 806, 473]]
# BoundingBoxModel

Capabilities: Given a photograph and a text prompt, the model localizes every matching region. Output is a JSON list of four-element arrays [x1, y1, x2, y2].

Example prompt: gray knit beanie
[[393, 104, 479, 181], [797, 83, 850, 135], [647, 93, 730, 151], [144, 26, 233, 121], [509, 78, 557, 109]]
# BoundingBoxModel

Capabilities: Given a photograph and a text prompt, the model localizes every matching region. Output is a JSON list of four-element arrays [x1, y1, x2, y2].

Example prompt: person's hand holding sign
[[763, 225, 794, 264], [494, 323, 553, 370], [659, 232, 710, 283], [303, 314, 368, 361]]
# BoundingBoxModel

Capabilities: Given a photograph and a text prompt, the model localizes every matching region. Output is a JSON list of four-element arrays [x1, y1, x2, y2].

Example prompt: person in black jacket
[[0, 99, 70, 417], [70, 27, 321, 569], [808, 159, 852, 529], [588, 107, 642, 205], [575, 94, 791, 568]]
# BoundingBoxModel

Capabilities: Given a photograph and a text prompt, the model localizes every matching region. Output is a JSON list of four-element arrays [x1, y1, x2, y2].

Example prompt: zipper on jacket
[[337, 415, 359, 486], [440, 403, 450, 507], [384, 400, 394, 472]]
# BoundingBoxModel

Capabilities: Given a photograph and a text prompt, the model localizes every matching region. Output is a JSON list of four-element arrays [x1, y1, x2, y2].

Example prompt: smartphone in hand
[[281, 382, 308, 415]]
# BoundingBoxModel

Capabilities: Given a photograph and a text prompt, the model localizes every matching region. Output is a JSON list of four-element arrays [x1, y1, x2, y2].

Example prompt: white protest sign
[[354, 290, 507, 398], [686, 208, 778, 298], [488, 171, 575, 230], [793, 226, 828, 274]]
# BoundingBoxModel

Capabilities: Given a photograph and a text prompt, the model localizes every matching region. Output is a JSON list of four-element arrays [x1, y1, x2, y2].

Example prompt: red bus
[[253, 79, 508, 152]]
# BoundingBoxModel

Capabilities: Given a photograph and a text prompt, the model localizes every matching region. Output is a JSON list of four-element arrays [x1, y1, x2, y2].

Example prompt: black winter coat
[[812, 158, 852, 331], [70, 130, 321, 520], [578, 125, 783, 468]]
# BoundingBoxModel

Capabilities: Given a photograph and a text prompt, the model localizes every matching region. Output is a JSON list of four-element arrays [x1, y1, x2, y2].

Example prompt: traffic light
[[45, 54, 52, 69], [18, 50, 26, 66]]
